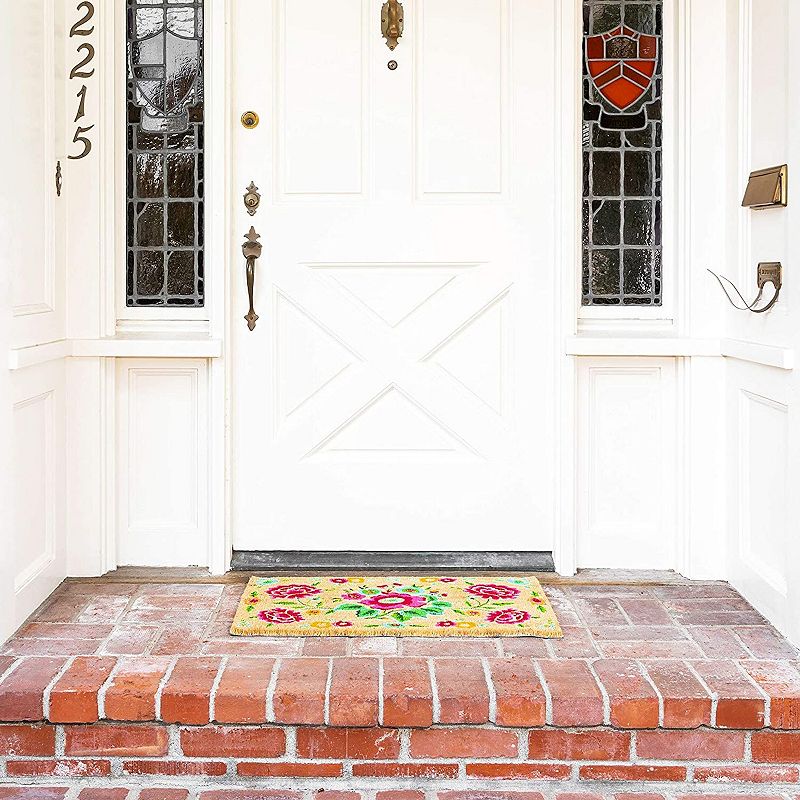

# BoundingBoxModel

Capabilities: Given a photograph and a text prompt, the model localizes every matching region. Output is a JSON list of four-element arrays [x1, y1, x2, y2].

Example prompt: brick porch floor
[[1, 574, 800, 797]]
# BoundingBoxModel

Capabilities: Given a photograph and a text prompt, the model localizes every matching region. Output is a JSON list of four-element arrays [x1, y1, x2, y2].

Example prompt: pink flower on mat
[[330, 578, 349, 584], [436, 620, 456, 627], [341, 593, 364, 600], [265, 584, 321, 599], [360, 592, 426, 611], [439, 578, 457, 582], [486, 609, 531, 625], [466, 583, 520, 600], [258, 608, 304, 624], [333, 620, 353, 627]]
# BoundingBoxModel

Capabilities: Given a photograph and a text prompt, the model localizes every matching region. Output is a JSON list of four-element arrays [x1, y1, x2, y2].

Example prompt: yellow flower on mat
[[310, 621, 331, 629], [456, 621, 476, 629]]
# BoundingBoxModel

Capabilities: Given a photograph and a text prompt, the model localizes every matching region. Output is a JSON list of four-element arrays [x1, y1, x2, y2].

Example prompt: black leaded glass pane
[[582, 0, 663, 306], [126, 0, 204, 307]]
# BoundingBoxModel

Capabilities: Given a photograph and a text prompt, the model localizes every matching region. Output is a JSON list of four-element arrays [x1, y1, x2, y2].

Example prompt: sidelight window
[[126, 0, 205, 307], [582, 0, 663, 306]]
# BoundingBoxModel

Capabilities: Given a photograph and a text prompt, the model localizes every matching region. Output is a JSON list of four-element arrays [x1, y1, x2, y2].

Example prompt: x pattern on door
[[271, 261, 515, 462]]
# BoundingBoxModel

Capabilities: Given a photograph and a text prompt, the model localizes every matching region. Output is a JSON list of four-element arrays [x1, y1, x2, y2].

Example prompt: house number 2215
[[68, 1, 95, 160]]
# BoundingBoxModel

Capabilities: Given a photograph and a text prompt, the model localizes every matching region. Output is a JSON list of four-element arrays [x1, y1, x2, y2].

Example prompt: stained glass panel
[[126, 0, 204, 307], [582, 0, 663, 306]]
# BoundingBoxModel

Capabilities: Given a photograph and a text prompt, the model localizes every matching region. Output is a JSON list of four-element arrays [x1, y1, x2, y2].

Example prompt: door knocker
[[381, 0, 403, 50]]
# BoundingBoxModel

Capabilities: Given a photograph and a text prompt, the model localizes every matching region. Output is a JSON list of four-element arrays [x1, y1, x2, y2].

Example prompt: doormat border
[[230, 550, 555, 572]]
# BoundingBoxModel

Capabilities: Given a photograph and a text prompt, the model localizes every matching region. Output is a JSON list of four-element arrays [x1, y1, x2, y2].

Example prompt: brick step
[[0, 721, 799, 786], [1, 655, 799, 730], [7, 790, 800, 800], [1, 790, 800, 800]]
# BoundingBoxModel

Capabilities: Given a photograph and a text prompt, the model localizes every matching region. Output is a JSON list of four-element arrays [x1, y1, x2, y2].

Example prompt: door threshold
[[230, 550, 555, 572]]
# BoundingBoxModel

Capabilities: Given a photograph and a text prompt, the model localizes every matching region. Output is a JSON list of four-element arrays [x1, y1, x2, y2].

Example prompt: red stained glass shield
[[585, 25, 658, 112]]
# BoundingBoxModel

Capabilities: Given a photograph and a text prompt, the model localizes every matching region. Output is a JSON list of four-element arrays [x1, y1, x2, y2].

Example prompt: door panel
[[232, 0, 555, 553]]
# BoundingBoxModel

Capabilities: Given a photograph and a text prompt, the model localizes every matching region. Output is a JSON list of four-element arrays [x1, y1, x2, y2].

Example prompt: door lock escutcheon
[[243, 181, 261, 216]]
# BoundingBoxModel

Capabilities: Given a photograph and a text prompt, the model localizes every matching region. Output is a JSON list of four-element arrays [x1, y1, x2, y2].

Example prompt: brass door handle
[[381, 0, 403, 50], [242, 226, 262, 331]]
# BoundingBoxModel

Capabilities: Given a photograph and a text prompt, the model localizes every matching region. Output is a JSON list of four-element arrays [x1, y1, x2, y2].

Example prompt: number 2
[[69, 1, 95, 37], [70, 43, 95, 79]]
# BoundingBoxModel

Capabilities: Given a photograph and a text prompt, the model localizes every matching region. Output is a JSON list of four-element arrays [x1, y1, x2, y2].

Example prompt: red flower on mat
[[333, 620, 353, 627], [436, 620, 456, 627], [341, 593, 364, 600], [330, 578, 349, 584], [258, 608, 304, 624], [466, 583, 520, 600], [486, 609, 531, 625], [265, 584, 321, 599], [439, 578, 457, 582], [360, 592, 427, 611]]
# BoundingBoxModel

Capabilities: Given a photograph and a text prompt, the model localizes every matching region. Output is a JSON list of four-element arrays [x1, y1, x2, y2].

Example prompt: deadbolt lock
[[241, 111, 259, 129], [243, 181, 261, 216]]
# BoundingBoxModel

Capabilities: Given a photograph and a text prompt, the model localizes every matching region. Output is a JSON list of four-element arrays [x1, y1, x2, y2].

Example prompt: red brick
[[735, 626, 800, 659], [123, 759, 227, 776], [272, 657, 327, 725], [438, 793, 544, 800], [103, 657, 172, 721], [466, 763, 571, 779], [740, 661, 800, 728], [598, 641, 703, 659], [636, 729, 745, 761], [200, 793, 302, 800], [528, 729, 630, 761], [214, 657, 272, 724], [0, 791, 68, 800], [617, 597, 674, 626], [302, 638, 347, 656], [411, 728, 518, 759], [688, 627, 752, 659], [0, 658, 66, 720], [579, 765, 686, 781], [65, 724, 169, 756], [238, 762, 343, 777], [643, 661, 711, 728], [401, 640, 500, 657], [692, 765, 799, 783], [537, 660, 603, 727], [382, 657, 433, 727], [102, 625, 158, 656], [305, 794, 356, 800], [160, 657, 221, 724], [488, 658, 546, 727], [6, 759, 110, 776], [328, 657, 379, 726], [0, 723, 55, 756], [547, 627, 600, 658], [691, 660, 766, 728], [181, 725, 285, 758], [353, 762, 460, 779], [434, 658, 489, 723], [49, 656, 116, 723], [140, 792, 191, 800], [78, 791, 128, 800], [593, 659, 658, 728], [296, 727, 400, 760], [752, 731, 800, 762], [376, 793, 425, 800]]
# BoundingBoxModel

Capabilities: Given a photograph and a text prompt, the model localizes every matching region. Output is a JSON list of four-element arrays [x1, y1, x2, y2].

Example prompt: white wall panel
[[577, 358, 677, 569], [10, 362, 66, 629], [116, 359, 209, 566]]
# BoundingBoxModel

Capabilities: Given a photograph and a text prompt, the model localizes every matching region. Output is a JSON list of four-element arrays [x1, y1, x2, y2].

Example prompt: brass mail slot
[[741, 164, 788, 209]]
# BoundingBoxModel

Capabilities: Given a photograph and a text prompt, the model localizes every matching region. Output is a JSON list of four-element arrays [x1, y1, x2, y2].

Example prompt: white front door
[[231, 0, 556, 553]]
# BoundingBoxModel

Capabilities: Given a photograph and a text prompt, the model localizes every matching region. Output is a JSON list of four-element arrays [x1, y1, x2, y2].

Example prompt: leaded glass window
[[582, 0, 663, 306], [126, 0, 204, 307]]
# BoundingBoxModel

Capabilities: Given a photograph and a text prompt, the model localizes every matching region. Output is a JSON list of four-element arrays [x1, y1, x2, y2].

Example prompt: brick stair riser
[[0, 723, 799, 786]]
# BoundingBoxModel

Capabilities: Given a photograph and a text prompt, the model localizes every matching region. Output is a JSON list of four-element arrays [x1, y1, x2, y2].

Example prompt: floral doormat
[[230, 576, 562, 637]]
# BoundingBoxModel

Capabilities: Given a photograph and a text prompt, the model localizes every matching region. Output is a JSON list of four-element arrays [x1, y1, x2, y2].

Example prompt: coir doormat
[[231, 576, 562, 637]]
